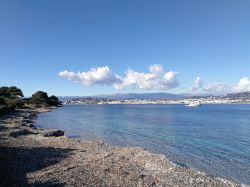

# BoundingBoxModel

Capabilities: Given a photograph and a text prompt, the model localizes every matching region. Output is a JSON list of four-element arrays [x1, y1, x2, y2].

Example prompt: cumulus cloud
[[59, 64, 179, 91], [234, 77, 250, 92], [204, 77, 250, 93], [114, 64, 179, 90], [190, 76, 203, 91], [58, 66, 122, 86]]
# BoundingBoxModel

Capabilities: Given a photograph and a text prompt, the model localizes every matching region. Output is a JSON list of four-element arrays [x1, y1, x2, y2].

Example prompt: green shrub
[[49, 95, 62, 106], [5, 98, 24, 109], [0, 86, 24, 113], [30, 91, 62, 107], [0, 86, 23, 99]]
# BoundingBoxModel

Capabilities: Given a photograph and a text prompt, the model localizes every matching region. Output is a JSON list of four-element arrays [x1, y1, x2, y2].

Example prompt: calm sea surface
[[35, 104, 250, 184]]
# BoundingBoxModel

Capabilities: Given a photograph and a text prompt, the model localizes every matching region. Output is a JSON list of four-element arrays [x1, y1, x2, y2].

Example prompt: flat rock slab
[[42, 129, 64, 137]]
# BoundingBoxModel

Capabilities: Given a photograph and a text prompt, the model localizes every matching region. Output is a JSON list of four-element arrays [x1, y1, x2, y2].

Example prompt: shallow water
[[35, 104, 250, 184]]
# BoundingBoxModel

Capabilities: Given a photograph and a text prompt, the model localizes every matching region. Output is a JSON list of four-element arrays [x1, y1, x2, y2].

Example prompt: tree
[[29, 91, 62, 107], [0, 87, 9, 97], [49, 95, 62, 106], [8, 86, 24, 98], [0, 86, 23, 99], [5, 98, 24, 109], [31, 91, 50, 106], [0, 86, 24, 109]]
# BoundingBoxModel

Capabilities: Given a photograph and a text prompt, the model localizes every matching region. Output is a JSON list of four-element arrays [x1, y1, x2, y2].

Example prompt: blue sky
[[0, 0, 250, 96]]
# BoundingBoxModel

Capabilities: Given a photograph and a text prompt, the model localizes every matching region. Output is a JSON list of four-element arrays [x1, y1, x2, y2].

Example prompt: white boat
[[186, 103, 202, 107]]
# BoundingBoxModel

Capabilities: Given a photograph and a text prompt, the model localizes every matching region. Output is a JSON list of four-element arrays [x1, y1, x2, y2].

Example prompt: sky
[[0, 0, 250, 96]]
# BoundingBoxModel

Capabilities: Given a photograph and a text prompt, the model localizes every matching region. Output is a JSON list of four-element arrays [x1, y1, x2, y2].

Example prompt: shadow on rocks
[[31, 181, 66, 187], [0, 124, 7, 131], [0, 146, 73, 187], [9, 129, 36, 138]]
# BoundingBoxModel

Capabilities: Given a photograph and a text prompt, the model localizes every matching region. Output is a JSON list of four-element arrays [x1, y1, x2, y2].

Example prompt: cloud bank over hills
[[204, 77, 250, 93], [59, 65, 250, 94], [59, 64, 179, 91]]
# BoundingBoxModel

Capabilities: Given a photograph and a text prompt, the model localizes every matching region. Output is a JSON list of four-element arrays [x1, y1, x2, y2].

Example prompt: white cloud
[[59, 64, 179, 91], [58, 66, 122, 86], [190, 76, 203, 91], [203, 82, 231, 93], [204, 77, 250, 93], [114, 64, 179, 90], [234, 77, 250, 92]]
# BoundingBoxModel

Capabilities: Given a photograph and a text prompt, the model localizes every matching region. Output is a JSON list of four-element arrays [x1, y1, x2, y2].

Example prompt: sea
[[35, 104, 250, 185]]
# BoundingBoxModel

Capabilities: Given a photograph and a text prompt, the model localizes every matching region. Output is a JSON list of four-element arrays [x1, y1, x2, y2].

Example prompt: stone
[[42, 129, 64, 137]]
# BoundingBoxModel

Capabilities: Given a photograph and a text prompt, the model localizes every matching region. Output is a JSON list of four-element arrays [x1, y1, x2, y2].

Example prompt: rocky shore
[[0, 108, 247, 187]]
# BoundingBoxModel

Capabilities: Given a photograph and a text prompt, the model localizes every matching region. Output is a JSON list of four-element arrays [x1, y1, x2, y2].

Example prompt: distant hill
[[58, 96, 87, 101], [94, 93, 185, 100], [225, 92, 250, 101], [59, 93, 185, 101], [59, 91, 250, 102]]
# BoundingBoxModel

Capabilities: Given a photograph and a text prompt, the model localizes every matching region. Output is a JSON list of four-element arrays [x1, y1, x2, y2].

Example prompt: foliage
[[5, 98, 24, 109], [0, 86, 23, 99], [0, 86, 62, 116], [49, 95, 62, 106], [0, 86, 24, 116], [31, 91, 50, 107], [30, 91, 62, 107], [0, 86, 24, 109]]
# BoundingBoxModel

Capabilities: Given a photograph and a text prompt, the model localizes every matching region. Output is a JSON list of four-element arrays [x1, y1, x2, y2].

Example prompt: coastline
[[0, 108, 247, 187]]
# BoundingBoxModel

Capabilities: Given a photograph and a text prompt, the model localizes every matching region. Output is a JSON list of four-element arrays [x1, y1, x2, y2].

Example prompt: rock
[[22, 119, 34, 123], [0, 125, 7, 131], [28, 124, 34, 128], [9, 129, 36, 138], [21, 122, 34, 128], [42, 129, 64, 137]]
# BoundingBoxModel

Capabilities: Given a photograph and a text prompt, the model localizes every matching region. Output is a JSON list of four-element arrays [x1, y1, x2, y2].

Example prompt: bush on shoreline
[[0, 86, 62, 116], [0, 86, 24, 115], [28, 91, 62, 107]]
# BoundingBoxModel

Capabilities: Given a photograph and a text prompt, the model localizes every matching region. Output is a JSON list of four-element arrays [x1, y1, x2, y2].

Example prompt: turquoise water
[[35, 104, 250, 184]]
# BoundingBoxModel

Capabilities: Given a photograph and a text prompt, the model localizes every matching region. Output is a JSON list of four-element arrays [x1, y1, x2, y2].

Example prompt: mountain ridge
[[59, 91, 250, 101]]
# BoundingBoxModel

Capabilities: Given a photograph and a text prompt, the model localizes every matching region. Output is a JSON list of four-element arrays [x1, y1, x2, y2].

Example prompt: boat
[[186, 103, 202, 107]]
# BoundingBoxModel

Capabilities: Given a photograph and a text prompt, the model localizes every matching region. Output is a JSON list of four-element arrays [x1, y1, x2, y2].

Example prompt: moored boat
[[186, 103, 202, 107]]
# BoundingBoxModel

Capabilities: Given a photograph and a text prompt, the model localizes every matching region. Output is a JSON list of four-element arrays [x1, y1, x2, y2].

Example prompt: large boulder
[[42, 129, 64, 137]]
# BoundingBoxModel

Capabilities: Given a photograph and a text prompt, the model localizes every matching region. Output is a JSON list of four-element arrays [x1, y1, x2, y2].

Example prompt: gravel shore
[[0, 108, 247, 187]]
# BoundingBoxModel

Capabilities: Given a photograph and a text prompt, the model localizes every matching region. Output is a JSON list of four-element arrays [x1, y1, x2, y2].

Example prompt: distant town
[[63, 92, 250, 105]]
